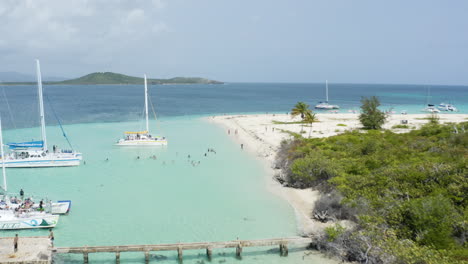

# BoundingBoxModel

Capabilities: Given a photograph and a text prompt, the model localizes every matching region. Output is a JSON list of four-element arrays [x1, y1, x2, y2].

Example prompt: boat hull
[[0, 215, 59, 230], [115, 140, 168, 146], [2, 158, 81, 168], [51, 200, 71, 214]]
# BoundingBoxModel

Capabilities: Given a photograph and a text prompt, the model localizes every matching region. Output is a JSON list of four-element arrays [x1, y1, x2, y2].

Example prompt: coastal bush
[[276, 121, 468, 263], [290, 152, 339, 188], [392, 124, 409, 129], [359, 96, 387, 129], [325, 224, 345, 242]]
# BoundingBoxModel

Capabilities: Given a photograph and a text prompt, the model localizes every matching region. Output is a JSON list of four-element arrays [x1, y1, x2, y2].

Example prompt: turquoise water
[[0, 118, 338, 263]]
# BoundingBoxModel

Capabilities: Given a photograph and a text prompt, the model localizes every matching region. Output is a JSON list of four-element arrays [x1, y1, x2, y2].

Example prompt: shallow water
[[0, 118, 338, 263]]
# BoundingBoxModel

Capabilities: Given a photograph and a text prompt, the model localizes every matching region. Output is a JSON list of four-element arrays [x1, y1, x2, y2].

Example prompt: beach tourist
[[241, 144, 244, 150], [13, 234, 18, 252], [228, 129, 230, 135], [49, 229, 54, 247], [19, 189, 24, 199]]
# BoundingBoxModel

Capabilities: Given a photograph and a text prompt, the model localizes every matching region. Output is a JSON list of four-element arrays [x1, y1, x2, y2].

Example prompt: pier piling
[[280, 243, 288, 256], [83, 252, 89, 264], [235, 243, 242, 258], [177, 247, 183, 261], [206, 247, 212, 260], [144, 251, 150, 263]]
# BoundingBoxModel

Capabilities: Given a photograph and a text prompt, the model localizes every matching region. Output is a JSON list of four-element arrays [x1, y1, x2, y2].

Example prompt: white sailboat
[[315, 80, 340, 110], [0, 118, 60, 230], [116, 74, 167, 146], [2, 60, 82, 167], [422, 87, 440, 113]]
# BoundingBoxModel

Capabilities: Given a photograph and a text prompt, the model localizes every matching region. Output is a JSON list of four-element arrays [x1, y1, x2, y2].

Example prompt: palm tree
[[304, 111, 318, 138], [291, 102, 310, 120]]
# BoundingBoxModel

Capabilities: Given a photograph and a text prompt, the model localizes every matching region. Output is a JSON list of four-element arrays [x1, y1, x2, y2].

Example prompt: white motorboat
[[116, 75, 167, 146], [437, 103, 458, 112], [315, 80, 339, 110], [2, 60, 82, 167], [0, 118, 59, 230]]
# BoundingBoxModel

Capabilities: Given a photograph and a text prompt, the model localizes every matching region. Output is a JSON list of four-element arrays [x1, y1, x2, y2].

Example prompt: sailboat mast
[[144, 74, 149, 133], [326, 80, 329, 102], [36, 60, 48, 152], [0, 118, 7, 192]]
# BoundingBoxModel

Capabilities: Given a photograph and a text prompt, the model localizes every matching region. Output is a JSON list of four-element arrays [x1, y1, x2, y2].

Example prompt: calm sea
[[0, 83, 466, 263], [0, 82, 466, 129]]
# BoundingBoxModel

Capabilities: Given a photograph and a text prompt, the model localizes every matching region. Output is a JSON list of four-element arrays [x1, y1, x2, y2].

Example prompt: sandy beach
[[208, 113, 468, 235]]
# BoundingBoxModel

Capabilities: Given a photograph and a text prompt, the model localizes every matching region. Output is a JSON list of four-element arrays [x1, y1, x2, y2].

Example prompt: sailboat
[[2, 60, 82, 167], [422, 87, 440, 113], [116, 74, 167, 146], [0, 118, 60, 230], [314, 80, 340, 110]]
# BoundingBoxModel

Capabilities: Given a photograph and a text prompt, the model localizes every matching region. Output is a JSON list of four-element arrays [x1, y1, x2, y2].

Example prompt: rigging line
[[148, 94, 164, 134], [2, 87, 16, 130], [44, 94, 74, 150]]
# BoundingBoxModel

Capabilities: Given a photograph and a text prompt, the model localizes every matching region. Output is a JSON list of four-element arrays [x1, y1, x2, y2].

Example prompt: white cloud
[[0, 0, 169, 72]]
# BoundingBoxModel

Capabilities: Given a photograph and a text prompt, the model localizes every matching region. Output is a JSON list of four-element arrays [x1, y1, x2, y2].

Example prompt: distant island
[[0, 72, 223, 85]]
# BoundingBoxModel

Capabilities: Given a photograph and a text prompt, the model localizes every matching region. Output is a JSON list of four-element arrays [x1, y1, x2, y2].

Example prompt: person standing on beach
[[241, 144, 244, 150], [49, 229, 54, 247], [13, 234, 18, 252]]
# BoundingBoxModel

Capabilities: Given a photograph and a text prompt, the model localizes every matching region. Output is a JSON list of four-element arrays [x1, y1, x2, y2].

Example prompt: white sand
[[207, 113, 468, 235]]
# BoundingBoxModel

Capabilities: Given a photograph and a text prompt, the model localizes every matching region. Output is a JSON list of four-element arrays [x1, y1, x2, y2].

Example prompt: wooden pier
[[54, 236, 314, 263]]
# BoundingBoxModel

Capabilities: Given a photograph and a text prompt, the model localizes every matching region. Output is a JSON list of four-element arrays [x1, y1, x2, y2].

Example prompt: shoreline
[[207, 113, 468, 236]]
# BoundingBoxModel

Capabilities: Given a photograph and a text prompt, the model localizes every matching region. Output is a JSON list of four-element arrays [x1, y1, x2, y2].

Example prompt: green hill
[[0, 72, 223, 85]]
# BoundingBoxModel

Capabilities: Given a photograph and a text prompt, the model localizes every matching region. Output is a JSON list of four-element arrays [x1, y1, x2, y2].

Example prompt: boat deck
[[0, 236, 51, 264]]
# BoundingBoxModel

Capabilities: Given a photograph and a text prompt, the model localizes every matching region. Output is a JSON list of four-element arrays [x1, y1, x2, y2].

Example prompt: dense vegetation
[[276, 121, 468, 263], [0, 72, 223, 85]]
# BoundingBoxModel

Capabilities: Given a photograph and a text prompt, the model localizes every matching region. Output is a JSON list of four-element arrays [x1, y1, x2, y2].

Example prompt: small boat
[[422, 87, 440, 113], [315, 80, 339, 110], [423, 104, 440, 113], [2, 60, 82, 167], [437, 103, 458, 112], [116, 75, 167, 146], [0, 118, 60, 230]]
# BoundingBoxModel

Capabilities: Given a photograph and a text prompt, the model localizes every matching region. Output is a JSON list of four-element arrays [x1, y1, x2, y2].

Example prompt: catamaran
[[0, 118, 60, 230], [2, 60, 82, 167], [315, 80, 340, 110], [116, 74, 167, 146], [422, 87, 440, 113]]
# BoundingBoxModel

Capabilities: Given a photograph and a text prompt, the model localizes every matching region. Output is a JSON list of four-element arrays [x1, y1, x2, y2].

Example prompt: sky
[[0, 0, 467, 85]]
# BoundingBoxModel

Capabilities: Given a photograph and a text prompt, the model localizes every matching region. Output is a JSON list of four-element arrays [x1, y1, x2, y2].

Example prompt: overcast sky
[[1, 0, 467, 84]]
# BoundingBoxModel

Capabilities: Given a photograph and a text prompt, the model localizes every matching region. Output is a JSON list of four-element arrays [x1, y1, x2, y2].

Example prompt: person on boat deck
[[39, 200, 44, 211], [136, 134, 140, 139], [53, 145, 56, 153], [19, 189, 24, 199]]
